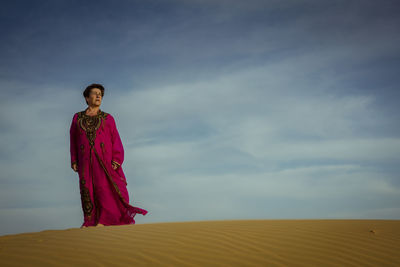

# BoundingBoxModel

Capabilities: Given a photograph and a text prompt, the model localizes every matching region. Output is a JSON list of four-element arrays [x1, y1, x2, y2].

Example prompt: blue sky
[[0, 0, 399, 236]]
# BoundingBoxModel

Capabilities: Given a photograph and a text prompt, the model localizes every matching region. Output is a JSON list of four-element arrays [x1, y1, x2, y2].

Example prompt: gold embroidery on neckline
[[77, 110, 108, 147]]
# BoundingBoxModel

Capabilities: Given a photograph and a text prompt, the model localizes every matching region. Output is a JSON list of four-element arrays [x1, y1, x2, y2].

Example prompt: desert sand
[[0, 219, 399, 266]]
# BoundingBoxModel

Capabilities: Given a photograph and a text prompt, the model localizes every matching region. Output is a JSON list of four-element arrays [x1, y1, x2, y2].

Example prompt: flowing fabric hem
[[79, 147, 148, 228], [121, 205, 148, 225], [80, 206, 148, 227]]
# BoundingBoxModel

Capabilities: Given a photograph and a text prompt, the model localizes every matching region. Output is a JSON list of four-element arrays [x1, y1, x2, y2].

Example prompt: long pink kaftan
[[69, 108, 148, 227]]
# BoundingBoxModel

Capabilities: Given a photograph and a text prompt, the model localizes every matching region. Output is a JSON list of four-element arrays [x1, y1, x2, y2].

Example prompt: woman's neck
[[86, 106, 100, 115]]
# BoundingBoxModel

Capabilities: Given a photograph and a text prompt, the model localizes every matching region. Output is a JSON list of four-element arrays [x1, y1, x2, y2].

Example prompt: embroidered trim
[[80, 180, 93, 219], [77, 109, 108, 147], [80, 185, 93, 219], [80, 158, 85, 182], [79, 154, 93, 219], [94, 147, 130, 205], [100, 142, 106, 156]]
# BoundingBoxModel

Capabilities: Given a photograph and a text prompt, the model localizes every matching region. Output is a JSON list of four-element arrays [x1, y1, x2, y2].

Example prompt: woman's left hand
[[112, 162, 118, 170]]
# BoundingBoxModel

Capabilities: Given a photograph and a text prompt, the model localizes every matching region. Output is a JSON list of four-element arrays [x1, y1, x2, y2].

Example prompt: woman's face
[[86, 88, 102, 107]]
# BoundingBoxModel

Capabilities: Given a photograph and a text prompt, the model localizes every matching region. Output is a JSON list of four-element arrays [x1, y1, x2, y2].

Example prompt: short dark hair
[[83, 83, 105, 105]]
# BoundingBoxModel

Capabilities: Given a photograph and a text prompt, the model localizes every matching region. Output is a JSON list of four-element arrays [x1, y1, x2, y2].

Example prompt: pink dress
[[69, 108, 148, 227]]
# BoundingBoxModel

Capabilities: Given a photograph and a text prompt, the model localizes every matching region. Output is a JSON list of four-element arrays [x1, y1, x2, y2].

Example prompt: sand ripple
[[0, 219, 399, 266]]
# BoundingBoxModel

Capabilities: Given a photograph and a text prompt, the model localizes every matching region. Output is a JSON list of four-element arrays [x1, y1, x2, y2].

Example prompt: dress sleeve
[[69, 113, 78, 167], [109, 115, 124, 168]]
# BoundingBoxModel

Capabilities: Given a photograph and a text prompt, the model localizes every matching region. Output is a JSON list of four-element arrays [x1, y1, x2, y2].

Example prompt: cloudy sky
[[0, 0, 399, 236]]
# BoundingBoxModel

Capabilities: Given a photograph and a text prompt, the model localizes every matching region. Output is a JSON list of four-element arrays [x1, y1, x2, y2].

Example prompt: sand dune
[[0, 219, 399, 266]]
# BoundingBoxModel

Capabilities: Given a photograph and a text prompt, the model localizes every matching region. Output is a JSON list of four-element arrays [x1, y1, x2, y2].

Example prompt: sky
[[0, 0, 399, 236]]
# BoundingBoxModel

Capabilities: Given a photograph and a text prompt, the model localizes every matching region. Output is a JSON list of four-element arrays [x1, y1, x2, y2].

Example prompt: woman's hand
[[112, 161, 119, 170], [72, 162, 78, 172]]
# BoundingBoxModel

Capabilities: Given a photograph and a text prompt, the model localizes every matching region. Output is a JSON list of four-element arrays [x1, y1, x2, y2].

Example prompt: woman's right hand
[[72, 162, 78, 172]]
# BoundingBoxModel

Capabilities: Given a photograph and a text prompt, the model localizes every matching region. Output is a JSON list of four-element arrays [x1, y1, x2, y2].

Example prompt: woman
[[69, 83, 148, 228]]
